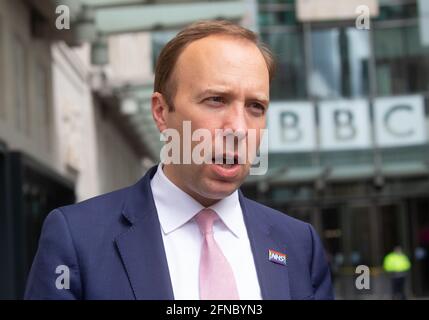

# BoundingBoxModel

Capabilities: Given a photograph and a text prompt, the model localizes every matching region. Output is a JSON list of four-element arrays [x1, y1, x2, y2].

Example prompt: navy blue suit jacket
[[25, 165, 334, 300]]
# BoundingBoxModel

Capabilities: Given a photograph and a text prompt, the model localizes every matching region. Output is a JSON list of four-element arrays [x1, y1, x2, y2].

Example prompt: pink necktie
[[195, 208, 239, 300]]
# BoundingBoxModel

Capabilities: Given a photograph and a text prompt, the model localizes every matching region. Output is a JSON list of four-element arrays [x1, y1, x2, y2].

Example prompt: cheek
[[164, 114, 182, 133], [254, 119, 266, 139]]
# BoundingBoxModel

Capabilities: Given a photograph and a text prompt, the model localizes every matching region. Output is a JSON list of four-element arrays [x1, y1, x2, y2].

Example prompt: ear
[[152, 92, 169, 133]]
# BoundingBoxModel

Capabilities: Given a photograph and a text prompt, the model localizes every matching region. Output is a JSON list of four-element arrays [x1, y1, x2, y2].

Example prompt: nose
[[223, 103, 247, 142]]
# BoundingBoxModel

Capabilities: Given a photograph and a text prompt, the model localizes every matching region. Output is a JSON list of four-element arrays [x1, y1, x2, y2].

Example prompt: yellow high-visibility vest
[[383, 252, 411, 273]]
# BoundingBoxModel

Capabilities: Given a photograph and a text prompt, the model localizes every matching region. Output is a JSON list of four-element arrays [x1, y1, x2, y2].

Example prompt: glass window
[[261, 30, 307, 100], [258, 0, 297, 27], [151, 31, 177, 73], [381, 145, 429, 166], [258, 0, 294, 4], [321, 207, 343, 281], [374, 24, 429, 95], [308, 27, 370, 99], [376, 1, 418, 21], [258, 10, 297, 27], [349, 206, 375, 267], [380, 204, 401, 258]]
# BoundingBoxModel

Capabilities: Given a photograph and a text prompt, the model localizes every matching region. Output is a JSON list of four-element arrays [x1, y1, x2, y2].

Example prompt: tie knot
[[195, 208, 219, 235]]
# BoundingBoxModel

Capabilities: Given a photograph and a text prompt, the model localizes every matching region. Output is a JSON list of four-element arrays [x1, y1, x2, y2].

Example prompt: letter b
[[334, 109, 356, 141], [280, 111, 302, 142]]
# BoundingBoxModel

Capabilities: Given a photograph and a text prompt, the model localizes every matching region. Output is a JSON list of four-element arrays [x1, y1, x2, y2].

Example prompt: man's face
[[153, 35, 269, 206]]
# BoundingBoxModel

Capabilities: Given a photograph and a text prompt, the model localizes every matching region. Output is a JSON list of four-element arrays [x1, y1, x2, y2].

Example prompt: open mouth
[[212, 154, 239, 167], [210, 154, 242, 179]]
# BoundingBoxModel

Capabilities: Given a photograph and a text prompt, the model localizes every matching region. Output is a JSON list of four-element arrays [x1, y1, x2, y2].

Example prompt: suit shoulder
[[56, 185, 132, 223], [243, 197, 311, 232]]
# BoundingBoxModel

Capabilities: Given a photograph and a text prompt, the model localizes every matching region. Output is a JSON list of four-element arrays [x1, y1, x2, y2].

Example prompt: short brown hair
[[154, 20, 275, 111]]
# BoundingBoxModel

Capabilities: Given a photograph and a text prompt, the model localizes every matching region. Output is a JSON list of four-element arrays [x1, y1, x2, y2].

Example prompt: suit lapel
[[115, 166, 174, 300], [239, 191, 291, 300]]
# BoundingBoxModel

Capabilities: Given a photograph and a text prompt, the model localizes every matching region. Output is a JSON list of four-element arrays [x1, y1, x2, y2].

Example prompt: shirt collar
[[150, 163, 243, 238], [209, 188, 242, 238]]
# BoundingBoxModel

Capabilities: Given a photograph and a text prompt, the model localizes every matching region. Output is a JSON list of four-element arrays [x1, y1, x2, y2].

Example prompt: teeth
[[212, 156, 238, 165], [212, 160, 235, 166]]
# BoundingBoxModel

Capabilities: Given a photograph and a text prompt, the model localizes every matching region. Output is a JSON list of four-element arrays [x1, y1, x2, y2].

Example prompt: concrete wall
[[0, 0, 54, 168], [50, 39, 148, 200]]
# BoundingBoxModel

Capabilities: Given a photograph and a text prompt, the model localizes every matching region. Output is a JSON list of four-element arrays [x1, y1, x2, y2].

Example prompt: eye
[[248, 102, 266, 115], [205, 96, 226, 105]]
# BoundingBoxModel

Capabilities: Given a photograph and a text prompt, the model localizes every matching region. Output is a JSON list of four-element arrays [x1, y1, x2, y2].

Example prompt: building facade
[[0, 0, 152, 298], [242, 0, 429, 298]]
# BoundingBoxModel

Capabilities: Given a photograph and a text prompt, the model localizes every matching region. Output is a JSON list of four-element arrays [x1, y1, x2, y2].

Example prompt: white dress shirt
[[150, 163, 262, 300]]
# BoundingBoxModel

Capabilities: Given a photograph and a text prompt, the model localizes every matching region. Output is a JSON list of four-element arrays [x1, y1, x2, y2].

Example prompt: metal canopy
[[80, 0, 221, 8], [94, 2, 244, 35], [55, 0, 244, 39], [243, 161, 429, 187]]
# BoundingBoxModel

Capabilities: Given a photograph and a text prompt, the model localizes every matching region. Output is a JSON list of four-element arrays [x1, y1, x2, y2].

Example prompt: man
[[25, 20, 334, 300], [383, 246, 411, 300]]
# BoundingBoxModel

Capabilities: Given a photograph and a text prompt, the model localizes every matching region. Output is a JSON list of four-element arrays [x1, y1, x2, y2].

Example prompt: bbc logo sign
[[268, 95, 427, 153]]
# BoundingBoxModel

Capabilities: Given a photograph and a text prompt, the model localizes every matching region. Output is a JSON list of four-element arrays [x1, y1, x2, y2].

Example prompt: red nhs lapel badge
[[268, 249, 287, 266]]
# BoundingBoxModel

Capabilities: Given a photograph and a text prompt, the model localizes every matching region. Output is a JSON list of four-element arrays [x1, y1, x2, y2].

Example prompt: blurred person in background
[[383, 246, 411, 300]]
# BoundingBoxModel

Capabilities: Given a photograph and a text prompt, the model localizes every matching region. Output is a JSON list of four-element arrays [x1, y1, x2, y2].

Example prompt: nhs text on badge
[[268, 249, 287, 266]]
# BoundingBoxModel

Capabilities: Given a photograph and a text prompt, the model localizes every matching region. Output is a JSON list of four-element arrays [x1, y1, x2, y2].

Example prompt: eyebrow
[[196, 88, 269, 106]]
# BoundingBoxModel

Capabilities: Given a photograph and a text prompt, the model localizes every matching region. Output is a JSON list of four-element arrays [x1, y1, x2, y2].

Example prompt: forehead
[[172, 35, 269, 94]]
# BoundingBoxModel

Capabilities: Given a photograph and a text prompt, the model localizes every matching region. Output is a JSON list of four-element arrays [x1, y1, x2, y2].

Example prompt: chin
[[202, 179, 240, 199]]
